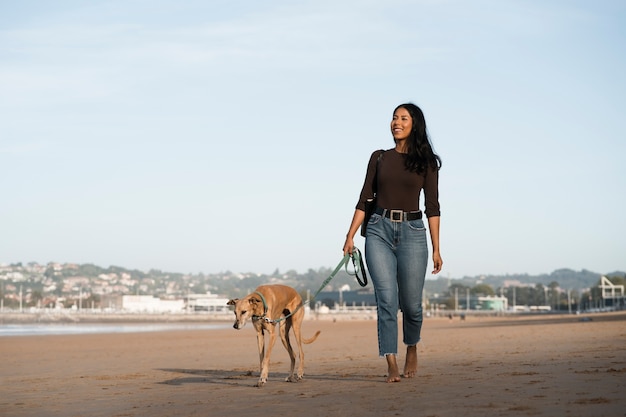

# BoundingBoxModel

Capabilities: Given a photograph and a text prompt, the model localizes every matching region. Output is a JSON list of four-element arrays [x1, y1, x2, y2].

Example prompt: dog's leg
[[292, 309, 307, 381], [255, 327, 266, 387], [280, 318, 298, 382], [257, 324, 278, 387]]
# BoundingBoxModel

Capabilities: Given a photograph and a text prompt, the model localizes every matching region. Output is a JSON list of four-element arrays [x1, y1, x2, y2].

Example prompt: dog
[[227, 284, 321, 387]]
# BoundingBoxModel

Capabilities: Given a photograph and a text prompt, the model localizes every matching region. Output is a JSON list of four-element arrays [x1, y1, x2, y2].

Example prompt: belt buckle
[[389, 210, 403, 222]]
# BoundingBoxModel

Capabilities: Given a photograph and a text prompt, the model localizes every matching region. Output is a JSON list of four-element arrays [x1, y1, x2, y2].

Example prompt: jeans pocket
[[369, 213, 382, 226], [407, 219, 426, 231]]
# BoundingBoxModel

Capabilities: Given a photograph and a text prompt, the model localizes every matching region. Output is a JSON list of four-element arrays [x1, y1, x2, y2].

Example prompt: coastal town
[[0, 261, 241, 314], [1, 261, 624, 318]]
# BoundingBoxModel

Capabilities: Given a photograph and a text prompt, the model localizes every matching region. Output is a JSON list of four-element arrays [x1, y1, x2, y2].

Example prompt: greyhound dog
[[227, 284, 321, 387]]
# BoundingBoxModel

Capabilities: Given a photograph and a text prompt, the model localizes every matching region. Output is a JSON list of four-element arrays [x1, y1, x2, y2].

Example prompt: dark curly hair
[[394, 103, 442, 174]]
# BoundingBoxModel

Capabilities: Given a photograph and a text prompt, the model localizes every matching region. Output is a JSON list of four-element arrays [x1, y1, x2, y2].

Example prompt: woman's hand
[[427, 216, 442, 274], [343, 209, 365, 256], [432, 251, 443, 274], [343, 237, 354, 256]]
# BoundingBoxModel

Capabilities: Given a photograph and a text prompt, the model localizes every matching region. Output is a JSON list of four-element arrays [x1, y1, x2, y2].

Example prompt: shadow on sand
[[157, 368, 380, 386]]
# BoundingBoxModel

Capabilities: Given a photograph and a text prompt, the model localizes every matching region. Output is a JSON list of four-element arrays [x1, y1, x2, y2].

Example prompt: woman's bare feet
[[403, 345, 418, 378], [385, 354, 402, 383]]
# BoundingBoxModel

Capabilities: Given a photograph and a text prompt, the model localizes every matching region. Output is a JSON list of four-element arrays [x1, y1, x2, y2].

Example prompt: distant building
[[477, 295, 508, 311], [600, 276, 625, 301], [428, 294, 510, 312], [316, 288, 376, 308], [186, 292, 230, 312], [122, 295, 184, 312]]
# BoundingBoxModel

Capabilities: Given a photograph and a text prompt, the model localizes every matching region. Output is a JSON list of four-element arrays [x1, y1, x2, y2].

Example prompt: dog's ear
[[249, 296, 261, 305], [227, 299, 239, 306]]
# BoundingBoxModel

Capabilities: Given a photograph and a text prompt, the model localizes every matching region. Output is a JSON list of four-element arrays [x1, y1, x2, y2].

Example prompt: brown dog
[[227, 284, 320, 387]]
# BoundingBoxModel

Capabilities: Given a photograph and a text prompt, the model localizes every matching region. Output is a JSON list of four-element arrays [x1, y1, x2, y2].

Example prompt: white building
[[122, 295, 185, 312], [186, 292, 230, 312]]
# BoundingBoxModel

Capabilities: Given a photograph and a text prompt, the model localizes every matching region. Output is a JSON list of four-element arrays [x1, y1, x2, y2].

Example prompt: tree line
[[436, 275, 626, 311]]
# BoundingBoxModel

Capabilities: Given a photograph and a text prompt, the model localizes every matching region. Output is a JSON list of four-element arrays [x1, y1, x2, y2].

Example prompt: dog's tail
[[302, 330, 321, 344]]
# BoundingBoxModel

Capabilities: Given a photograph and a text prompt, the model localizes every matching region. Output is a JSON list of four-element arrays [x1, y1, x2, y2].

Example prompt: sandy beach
[[1, 312, 625, 417]]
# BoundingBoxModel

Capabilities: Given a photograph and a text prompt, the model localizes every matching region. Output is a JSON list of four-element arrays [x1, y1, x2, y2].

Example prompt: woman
[[342, 103, 442, 383]]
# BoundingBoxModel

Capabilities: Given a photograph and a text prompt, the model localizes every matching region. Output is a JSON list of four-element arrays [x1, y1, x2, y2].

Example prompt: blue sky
[[1, 0, 625, 279]]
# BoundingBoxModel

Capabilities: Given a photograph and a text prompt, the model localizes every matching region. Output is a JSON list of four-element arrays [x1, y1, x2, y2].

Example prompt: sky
[[1, 0, 625, 279]]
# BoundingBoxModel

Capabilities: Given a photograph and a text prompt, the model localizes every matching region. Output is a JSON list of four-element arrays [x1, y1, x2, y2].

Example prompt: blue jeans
[[365, 212, 428, 356]]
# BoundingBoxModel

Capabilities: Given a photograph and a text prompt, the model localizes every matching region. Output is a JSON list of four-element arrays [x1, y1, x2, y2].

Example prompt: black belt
[[375, 207, 422, 222]]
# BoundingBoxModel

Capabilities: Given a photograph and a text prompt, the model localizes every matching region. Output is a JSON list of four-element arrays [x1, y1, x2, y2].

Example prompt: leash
[[254, 248, 368, 324], [349, 247, 368, 287]]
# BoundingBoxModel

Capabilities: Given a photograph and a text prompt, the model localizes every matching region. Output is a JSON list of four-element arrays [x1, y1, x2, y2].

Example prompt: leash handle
[[346, 247, 368, 287]]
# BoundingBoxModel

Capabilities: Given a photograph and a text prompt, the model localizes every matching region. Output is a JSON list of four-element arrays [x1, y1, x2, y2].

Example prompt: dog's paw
[[254, 379, 267, 387], [285, 374, 302, 383]]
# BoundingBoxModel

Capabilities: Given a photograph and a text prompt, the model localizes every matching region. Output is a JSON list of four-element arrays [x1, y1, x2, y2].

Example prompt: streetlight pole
[[567, 289, 572, 314]]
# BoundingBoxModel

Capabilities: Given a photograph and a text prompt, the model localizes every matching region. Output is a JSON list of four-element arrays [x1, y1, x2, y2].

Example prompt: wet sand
[[2, 312, 625, 417]]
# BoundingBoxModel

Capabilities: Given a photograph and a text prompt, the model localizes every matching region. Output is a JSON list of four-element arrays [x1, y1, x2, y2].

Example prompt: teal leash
[[255, 248, 367, 324]]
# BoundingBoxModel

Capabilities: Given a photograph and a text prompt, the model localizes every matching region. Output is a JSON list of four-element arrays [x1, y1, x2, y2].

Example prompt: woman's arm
[[428, 215, 443, 274], [344, 151, 382, 255], [342, 209, 365, 255]]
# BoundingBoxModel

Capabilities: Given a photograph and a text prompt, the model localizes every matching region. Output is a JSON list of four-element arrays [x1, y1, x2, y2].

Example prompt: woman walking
[[342, 103, 443, 383]]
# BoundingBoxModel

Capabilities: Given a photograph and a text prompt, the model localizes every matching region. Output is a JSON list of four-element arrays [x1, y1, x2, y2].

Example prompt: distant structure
[[112, 292, 230, 313], [185, 293, 230, 312], [599, 276, 625, 308], [600, 276, 624, 299], [315, 288, 376, 308], [122, 295, 184, 312]]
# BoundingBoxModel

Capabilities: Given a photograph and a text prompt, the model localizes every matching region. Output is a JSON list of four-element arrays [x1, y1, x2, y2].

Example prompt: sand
[[1, 312, 625, 417]]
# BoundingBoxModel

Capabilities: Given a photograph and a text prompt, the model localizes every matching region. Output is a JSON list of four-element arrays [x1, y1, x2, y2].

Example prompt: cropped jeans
[[365, 212, 428, 357]]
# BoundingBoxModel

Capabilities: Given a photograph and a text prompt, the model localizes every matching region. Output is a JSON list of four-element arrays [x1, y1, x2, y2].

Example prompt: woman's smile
[[391, 107, 412, 141]]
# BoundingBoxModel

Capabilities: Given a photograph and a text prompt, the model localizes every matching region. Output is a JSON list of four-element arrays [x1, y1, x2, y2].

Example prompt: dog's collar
[[252, 291, 271, 323]]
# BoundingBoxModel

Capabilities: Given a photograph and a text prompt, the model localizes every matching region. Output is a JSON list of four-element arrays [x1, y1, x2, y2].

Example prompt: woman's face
[[390, 107, 413, 141]]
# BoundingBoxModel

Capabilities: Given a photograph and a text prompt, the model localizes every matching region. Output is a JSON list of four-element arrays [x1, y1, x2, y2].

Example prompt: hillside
[[1, 261, 623, 310]]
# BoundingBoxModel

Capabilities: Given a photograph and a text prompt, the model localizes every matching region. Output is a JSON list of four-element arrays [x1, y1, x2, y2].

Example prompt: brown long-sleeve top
[[356, 149, 440, 218]]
